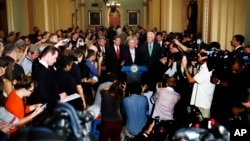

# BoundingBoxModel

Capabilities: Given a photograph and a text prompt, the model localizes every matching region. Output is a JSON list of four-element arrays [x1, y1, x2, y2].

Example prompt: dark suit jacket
[[234, 46, 244, 53], [29, 62, 60, 123], [139, 42, 162, 70], [230, 46, 244, 59], [97, 46, 107, 54], [30, 62, 60, 104], [139, 42, 164, 91], [106, 45, 124, 73], [121, 47, 140, 66], [97, 45, 107, 65], [139, 33, 147, 47], [13, 63, 25, 79]]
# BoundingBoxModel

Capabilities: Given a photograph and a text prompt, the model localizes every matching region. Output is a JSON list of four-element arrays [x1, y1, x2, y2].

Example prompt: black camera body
[[242, 53, 250, 67], [186, 48, 199, 61], [154, 116, 160, 125]]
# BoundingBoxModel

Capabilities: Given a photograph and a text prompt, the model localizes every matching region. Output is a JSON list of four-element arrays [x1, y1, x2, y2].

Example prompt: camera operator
[[204, 42, 232, 121], [182, 48, 216, 118], [164, 42, 183, 76], [211, 56, 250, 120], [166, 39, 200, 124]]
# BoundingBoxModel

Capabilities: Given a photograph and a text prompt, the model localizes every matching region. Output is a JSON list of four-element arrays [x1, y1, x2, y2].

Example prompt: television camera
[[14, 102, 99, 141]]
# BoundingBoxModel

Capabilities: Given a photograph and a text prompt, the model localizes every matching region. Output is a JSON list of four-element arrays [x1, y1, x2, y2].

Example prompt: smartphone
[[154, 116, 160, 125], [40, 103, 47, 108]]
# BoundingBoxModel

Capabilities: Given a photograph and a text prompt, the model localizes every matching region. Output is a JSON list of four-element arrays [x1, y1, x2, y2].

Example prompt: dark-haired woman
[[55, 55, 85, 111], [5, 75, 45, 134], [100, 82, 125, 141]]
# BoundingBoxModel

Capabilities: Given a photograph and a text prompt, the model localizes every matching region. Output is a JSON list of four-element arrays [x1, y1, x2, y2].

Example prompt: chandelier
[[104, 0, 121, 13]]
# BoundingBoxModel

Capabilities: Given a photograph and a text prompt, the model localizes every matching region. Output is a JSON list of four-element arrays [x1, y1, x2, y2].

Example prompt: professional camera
[[172, 118, 230, 141], [188, 47, 231, 71], [14, 102, 98, 141], [186, 40, 206, 61], [242, 53, 250, 67], [202, 49, 231, 71], [186, 48, 199, 61]]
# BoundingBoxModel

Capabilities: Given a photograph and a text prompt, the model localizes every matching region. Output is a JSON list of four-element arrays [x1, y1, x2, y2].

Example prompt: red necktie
[[116, 47, 120, 59]]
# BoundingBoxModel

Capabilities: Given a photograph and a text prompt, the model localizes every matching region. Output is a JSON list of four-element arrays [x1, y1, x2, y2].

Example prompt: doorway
[[109, 10, 120, 27], [0, 0, 8, 35]]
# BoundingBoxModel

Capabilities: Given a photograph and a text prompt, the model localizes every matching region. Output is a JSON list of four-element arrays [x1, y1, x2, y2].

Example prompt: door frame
[[106, 8, 123, 28]]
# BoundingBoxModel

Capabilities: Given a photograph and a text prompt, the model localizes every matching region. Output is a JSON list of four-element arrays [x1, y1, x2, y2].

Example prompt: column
[[167, 0, 173, 32], [79, 0, 85, 29], [148, 0, 160, 30], [202, 0, 210, 44], [142, 0, 147, 28], [160, 0, 167, 31]]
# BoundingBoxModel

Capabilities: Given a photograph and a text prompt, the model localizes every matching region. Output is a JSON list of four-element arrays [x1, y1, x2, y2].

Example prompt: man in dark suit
[[155, 32, 164, 48], [229, 34, 245, 62], [97, 36, 107, 54], [121, 38, 140, 66], [138, 26, 147, 48], [140, 31, 167, 92], [97, 36, 108, 82], [106, 36, 126, 82], [29, 45, 67, 123], [106, 36, 123, 72], [155, 32, 169, 57], [231, 34, 245, 53]]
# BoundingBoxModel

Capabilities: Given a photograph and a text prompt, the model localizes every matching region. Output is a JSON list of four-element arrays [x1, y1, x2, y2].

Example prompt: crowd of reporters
[[0, 26, 249, 140]]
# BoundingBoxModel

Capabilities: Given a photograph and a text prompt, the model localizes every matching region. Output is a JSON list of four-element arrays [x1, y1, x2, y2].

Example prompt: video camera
[[242, 53, 250, 66], [14, 102, 98, 141], [187, 47, 231, 71]]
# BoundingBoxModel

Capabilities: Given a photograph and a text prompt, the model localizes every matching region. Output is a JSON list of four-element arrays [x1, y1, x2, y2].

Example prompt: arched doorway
[[109, 10, 121, 27]]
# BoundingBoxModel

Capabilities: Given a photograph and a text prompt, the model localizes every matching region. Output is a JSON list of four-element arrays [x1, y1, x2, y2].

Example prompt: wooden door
[[0, 0, 8, 35], [109, 11, 120, 27]]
